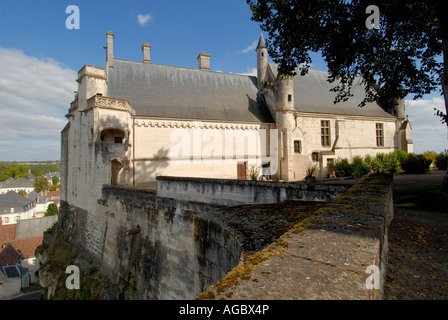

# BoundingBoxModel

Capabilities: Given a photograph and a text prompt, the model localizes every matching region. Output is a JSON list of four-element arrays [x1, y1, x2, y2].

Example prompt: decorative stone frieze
[[87, 95, 132, 113]]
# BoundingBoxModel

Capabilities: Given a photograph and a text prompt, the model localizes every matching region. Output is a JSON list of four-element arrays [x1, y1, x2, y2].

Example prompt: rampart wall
[[156, 176, 350, 206], [198, 174, 393, 300]]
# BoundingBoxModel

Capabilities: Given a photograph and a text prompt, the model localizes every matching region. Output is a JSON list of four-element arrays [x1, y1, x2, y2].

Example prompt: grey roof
[[107, 59, 274, 123], [0, 191, 35, 213], [0, 178, 35, 189], [27, 191, 48, 204], [257, 33, 266, 49], [268, 63, 394, 118]]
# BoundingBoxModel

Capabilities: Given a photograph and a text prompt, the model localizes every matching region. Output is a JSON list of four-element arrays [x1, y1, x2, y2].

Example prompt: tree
[[247, 0, 448, 190], [34, 176, 49, 193], [45, 203, 58, 216], [52, 176, 60, 186]]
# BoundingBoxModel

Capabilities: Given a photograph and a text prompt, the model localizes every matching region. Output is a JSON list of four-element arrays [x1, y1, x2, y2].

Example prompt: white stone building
[[61, 32, 413, 207], [0, 191, 36, 225], [0, 176, 35, 195]]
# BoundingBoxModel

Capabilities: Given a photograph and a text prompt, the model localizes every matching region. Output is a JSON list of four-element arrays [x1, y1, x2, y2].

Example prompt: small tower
[[275, 74, 295, 181], [256, 33, 268, 89]]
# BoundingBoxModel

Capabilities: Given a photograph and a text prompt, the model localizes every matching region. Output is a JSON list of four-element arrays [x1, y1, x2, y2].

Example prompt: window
[[114, 136, 123, 144], [311, 152, 319, 162], [376, 123, 384, 146], [288, 94, 292, 102], [4, 217, 9, 223], [294, 140, 302, 154], [321, 120, 330, 146], [15, 216, 20, 222]]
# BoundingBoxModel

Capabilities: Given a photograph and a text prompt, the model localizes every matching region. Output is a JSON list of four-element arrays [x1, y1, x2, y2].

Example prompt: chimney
[[142, 43, 151, 63], [197, 52, 211, 71], [106, 31, 114, 68]]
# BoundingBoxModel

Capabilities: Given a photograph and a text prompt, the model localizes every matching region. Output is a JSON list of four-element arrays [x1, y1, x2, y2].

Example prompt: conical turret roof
[[257, 33, 266, 49]]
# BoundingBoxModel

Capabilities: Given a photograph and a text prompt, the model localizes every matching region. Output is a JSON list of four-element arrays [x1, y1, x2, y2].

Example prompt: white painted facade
[[60, 32, 413, 220]]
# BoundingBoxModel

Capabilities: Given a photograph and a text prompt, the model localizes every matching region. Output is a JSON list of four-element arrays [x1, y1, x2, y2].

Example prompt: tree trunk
[[436, 1, 448, 192]]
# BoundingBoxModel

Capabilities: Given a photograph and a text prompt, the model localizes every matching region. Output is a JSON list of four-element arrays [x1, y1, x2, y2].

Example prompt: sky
[[0, 0, 446, 161]]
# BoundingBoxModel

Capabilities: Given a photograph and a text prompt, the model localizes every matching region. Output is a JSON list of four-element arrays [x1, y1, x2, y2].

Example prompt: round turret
[[256, 33, 268, 89], [275, 74, 294, 112]]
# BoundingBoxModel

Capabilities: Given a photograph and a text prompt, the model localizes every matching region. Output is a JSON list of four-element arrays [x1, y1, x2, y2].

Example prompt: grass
[[393, 185, 448, 213]]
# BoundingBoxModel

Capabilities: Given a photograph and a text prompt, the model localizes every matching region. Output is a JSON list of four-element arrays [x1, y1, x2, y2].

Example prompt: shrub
[[333, 158, 354, 177], [305, 163, 318, 178], [370, 153, 396, 174], [400, 153, 431, 173], [45, 203, 59, 216], [435, 150, 448, 170], [352, 156, 369, 177], [247, 164, 260, 181], [422, 151, 438, 165]]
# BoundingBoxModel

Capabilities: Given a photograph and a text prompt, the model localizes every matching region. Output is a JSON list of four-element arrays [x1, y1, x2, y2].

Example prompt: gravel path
[[384, 170, 448, 300]]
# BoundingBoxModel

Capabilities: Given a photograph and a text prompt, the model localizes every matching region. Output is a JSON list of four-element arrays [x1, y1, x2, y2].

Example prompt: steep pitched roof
[[257, 33, 267, 49], [0, 191, 35, 213], [107, 59, 274, 123], [9, 237, 43, 258], [268, 63, 394, 118], [0, 243, 21, 269]]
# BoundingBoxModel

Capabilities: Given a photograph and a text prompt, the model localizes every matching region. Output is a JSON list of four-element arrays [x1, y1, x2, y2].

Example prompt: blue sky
[[0, 0, 446, 161]]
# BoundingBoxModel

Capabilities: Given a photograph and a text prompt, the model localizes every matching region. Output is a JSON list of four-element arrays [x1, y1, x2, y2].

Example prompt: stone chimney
[[142, 43, 151, 63], [197, 52, 211, 71], [106, 31, 114, 69]]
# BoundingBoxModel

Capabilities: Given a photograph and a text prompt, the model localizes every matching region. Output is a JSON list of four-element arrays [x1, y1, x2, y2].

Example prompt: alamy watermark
[[365, 5, 380, 30], [168, 122, 280, 176], [65, 265, 80, 290], [365, 264, 380, 290], [65, 5, 80, 30]]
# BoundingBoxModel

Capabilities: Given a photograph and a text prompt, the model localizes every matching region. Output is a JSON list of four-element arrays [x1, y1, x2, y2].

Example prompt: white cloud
[[239, 40, 258, 54], [405, 97, 448, 153], [0, 47, 76, 161], [237, 67, 257, 76], [137, 14, 152, 27]]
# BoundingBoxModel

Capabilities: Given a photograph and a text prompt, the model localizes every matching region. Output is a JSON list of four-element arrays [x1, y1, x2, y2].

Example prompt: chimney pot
[[106, 31, 114, 68], [198, 52, 211, 71], [142, 43, 151, 63]]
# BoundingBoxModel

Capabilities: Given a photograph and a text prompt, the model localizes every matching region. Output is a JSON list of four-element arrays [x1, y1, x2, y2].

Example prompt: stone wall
[[156, 176, 350, 206], [198, 174, 394, 300], [53, 186, 241, 300], [15, 215, 58, 239]]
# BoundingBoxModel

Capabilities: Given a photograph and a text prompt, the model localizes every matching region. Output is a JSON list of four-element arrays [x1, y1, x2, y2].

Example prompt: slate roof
[[0, 191, 35, 213], [0, 178, 35, 190], [28, 191, 49, 204], [268, 63, 394, 118], [107, 59, 274, 123]]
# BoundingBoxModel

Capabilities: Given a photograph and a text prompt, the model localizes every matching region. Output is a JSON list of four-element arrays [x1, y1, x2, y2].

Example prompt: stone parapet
[[197, 174, 393, 300], [156, 176, 350, 206]]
